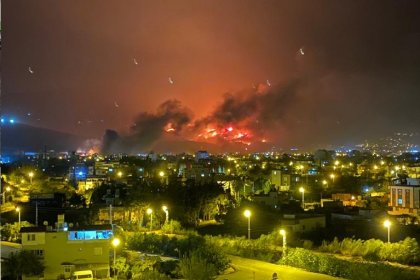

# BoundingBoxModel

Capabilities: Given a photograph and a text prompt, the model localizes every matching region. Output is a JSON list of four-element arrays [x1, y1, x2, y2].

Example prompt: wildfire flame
[[164, 123, 176, 132]]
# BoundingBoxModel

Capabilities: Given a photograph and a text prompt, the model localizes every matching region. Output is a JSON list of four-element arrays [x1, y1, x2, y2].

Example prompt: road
[[217, 255, 343, 280]]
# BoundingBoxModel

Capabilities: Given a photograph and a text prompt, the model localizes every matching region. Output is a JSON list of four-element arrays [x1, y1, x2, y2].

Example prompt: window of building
[[27, 234, 36, 241], [405, 189, 411, 207], [31, 250, 44, 257], [64, 267, 71, 273], [94, 247, 103, 256], [397, 189, 403, 206], [68, 230, 112, 241], [391, 188, 396, 206], [84, 231, 96, 240]]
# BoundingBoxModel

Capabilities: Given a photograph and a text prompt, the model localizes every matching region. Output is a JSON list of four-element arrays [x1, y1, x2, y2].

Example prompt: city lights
[[2, 2, 419, 279]]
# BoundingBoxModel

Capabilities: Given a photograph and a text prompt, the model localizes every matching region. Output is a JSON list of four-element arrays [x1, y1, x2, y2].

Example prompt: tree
[[113, 256, 130, 278], [178, 250, 217, 280], [3, 250, 45, 280], [1, 222, 32, 241]]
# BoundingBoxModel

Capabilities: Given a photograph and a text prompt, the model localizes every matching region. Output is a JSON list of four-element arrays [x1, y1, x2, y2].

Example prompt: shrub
[[127, 233, 229, 274], [178, 250, 217, 280], [161, 220, 183, 234], [319, 237, 420, 265], [132, 270, 171, 280], [204, 234, 281, 263], [280, 248, 420, 280]]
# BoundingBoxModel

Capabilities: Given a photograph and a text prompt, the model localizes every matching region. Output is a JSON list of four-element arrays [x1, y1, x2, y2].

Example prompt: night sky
[[2, 1, 420, 152]]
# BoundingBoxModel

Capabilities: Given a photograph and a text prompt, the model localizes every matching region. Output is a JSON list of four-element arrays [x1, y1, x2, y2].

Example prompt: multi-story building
[[388, 178, 420, 216], [21, 222, 112, 280], [270, 170, 291, 191]]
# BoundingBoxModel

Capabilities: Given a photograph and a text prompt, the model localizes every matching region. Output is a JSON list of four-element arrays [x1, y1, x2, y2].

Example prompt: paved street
[[217, 255, 343, 280]]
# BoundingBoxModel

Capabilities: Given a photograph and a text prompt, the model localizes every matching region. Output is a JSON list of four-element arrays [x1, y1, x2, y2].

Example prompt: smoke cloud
[[102, 100, 192, 153]]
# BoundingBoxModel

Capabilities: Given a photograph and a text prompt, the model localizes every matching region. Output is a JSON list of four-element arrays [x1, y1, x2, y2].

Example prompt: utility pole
[[109, 204, 113, 224], [35, 201, 38, 226]]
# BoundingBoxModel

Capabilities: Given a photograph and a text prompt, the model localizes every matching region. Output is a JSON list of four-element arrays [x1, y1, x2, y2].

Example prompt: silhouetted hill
[[1, 123, 84, 153]]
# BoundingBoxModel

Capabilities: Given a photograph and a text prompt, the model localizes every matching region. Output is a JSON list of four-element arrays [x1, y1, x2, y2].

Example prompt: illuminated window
[[68, 230, 112, 240], [84, 231, 96, 240], [397, 189, 403, 206], [391, 188, 396, 206]]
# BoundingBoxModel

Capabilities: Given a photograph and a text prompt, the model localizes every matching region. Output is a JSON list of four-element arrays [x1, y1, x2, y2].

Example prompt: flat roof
[[20, 224, 112, 233]]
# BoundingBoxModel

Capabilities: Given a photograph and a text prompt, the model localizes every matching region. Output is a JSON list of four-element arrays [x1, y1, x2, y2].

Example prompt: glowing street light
[[112, 238, 121, 280], [159, 171, 165, 177], [28, 172, 34, 184], [2, 186, 11, 204], [162, 205, 169, 224], [243, 209, 251, 239], [16, 207, 21, 230], [329, 174, 336, 184], [299, 187, 305, 209], [384, 220, 391, 243], [147, 208, 153, 231], [279, 229, 287, 255], [117, 171, 123, 178]]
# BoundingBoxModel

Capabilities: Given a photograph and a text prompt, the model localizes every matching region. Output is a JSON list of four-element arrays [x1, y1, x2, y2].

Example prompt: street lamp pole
[[16, 207, 21, 230], [279, 229, 287, 255], [112, 238, 120, 280], [29, 172, 34, 185], [244, 210, 251, 239], [147, 208, 153, 231], [299, 187, 305, 209], [384, 220, 391, 243], [162, 206, 169, 224], [2, 186, 11, 204]]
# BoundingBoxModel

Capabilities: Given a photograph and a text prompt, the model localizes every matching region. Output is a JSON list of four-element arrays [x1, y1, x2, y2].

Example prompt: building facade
[[388, 178, 420, 216], [21, 224, 112, 280]]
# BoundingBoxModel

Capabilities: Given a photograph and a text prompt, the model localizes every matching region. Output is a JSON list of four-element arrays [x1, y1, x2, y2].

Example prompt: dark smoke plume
[[101, 99, 192, 153], [193, 80, 302, 136]]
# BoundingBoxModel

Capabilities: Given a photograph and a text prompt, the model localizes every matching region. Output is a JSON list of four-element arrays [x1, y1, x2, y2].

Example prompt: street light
[[243, 209, 251, 239], [2, 186, 11, 204], [112, 238, 121, 280], [384, 220, 391, 243], [162, 205, 169, 224], [159, 171, 165, 177], [16, 207, 21, 230], [279, 229, 287, 255], [28, 172, 34, 184], [321, 180, 328, 200], [299, 187, 305, 209], [329, 173, 335, 183], [117, 171, 123, 178], [147, 208, 153, 231]]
